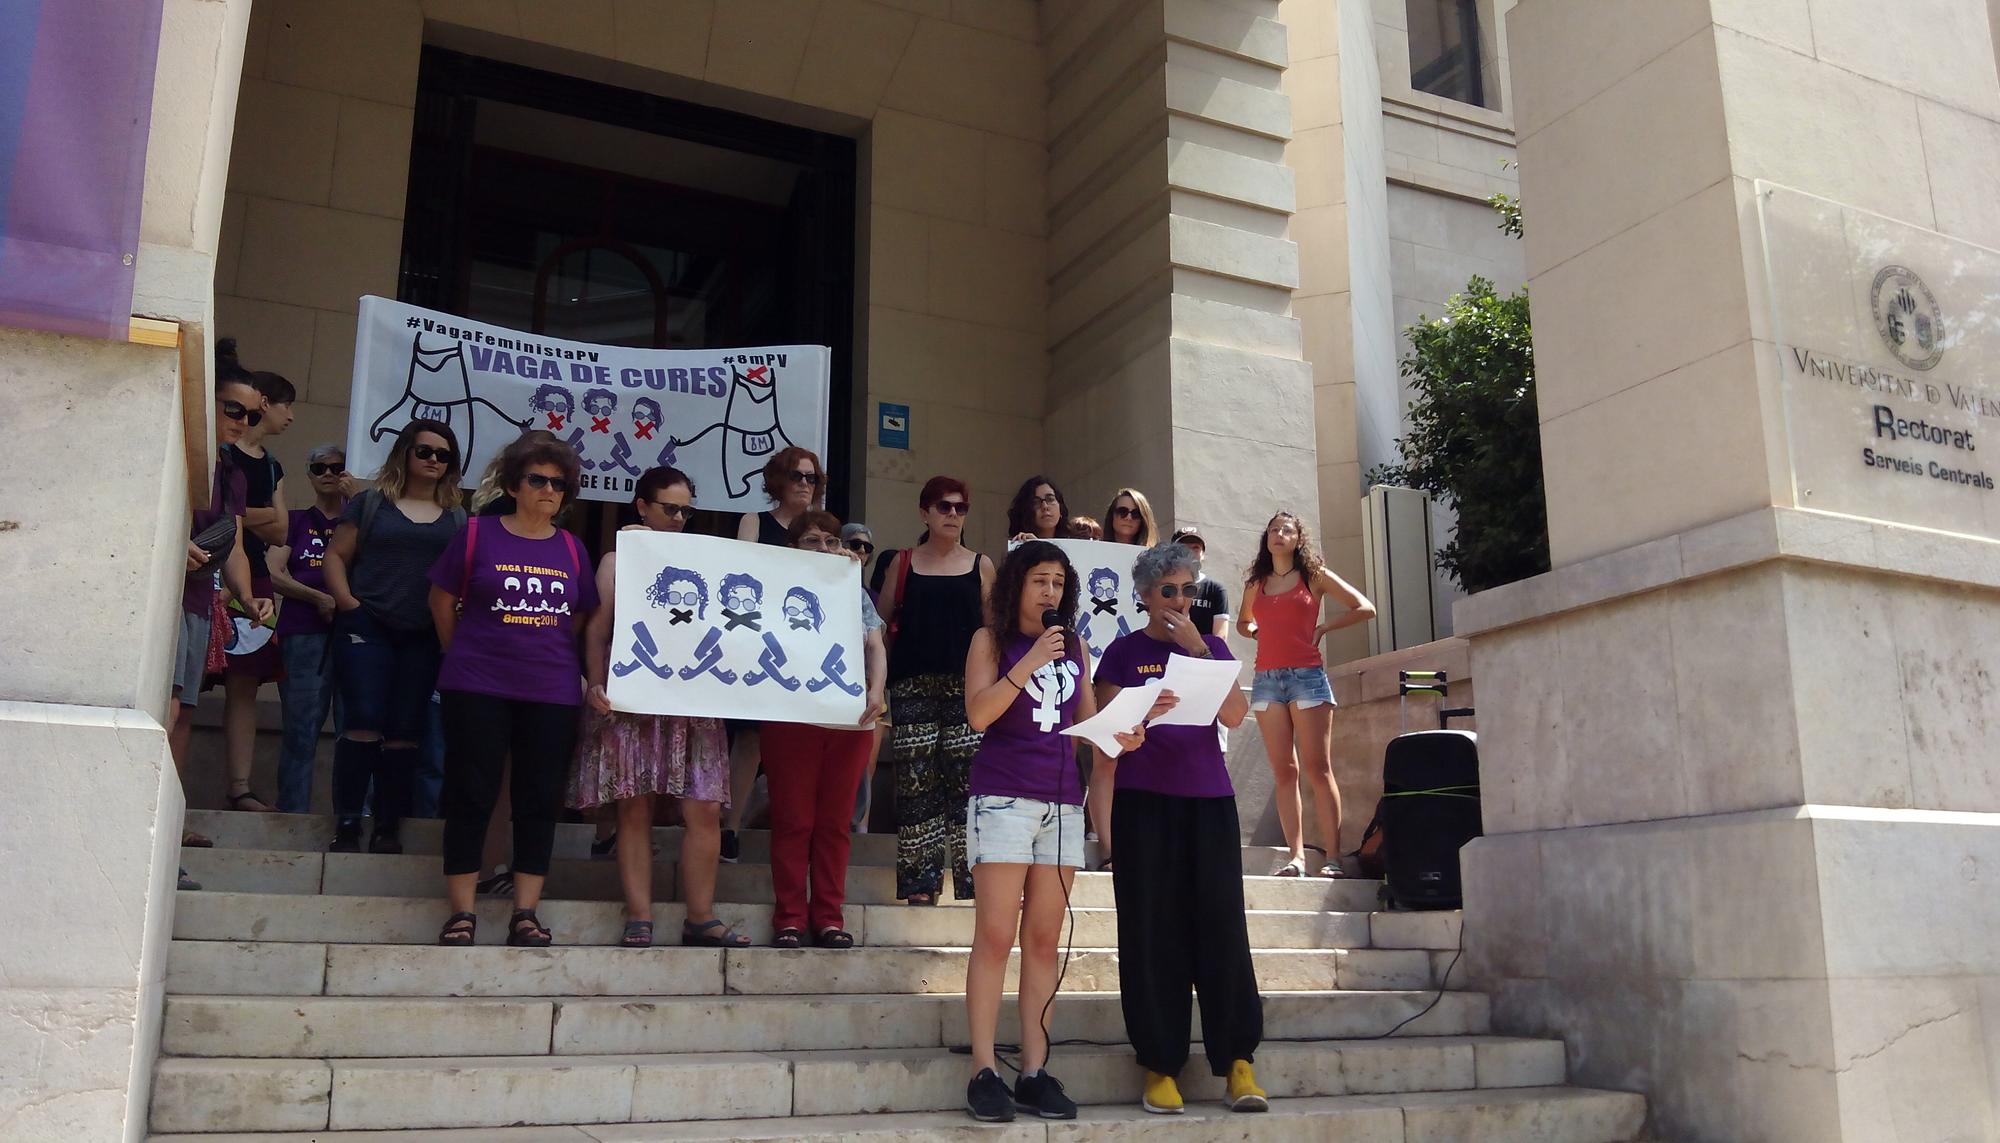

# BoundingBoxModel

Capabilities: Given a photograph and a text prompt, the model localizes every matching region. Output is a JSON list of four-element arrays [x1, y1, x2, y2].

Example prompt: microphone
[[1041, 608, 1063, 631]]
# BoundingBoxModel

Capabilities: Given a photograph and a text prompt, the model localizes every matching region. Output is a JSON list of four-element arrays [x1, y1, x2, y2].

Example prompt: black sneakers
[[329, 817, 363, 854], [966, 1067, 1015, 1122], [719, 829, 741, 864], [1014, 1070, 1078, 1119]]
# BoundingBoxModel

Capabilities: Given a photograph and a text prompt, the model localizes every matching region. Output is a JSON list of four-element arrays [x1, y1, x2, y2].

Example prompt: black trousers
[[1111, 788, 1263, 1077], [439, 690, 578, 878]]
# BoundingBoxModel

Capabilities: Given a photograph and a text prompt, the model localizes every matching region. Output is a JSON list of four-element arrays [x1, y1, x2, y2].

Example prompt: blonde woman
[[322, 419, 467, 855], [1102, 487, 1158, 547], [1239, 512, 1375, 877]]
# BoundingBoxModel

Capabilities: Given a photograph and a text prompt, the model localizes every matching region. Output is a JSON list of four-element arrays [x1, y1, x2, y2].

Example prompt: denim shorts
[[967, 794, 1085, 868], [172, 607, 213, 706], [1250, 665, 1334, 711]]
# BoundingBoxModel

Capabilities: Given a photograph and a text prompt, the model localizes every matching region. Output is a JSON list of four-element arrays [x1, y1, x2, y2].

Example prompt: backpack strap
[[460, 515, 479, 598]]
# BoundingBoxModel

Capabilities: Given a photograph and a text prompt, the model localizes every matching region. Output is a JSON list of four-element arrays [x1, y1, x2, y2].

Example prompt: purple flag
[[0, 0, 166, 340]]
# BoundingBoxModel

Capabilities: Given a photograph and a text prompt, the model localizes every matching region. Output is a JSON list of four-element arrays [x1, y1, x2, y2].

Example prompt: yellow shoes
[[1226, 1059, 1269, 1113], [1141, 1071, 1184, 1115]]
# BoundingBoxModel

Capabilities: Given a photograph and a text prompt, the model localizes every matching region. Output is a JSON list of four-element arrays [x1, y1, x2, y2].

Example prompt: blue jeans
[[332, 607, 442, 823], [276, 631, 342, 814], [413, 691, 446, 819]]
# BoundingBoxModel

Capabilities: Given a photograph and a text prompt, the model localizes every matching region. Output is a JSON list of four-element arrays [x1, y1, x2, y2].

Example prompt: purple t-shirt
[[428, 520, 599, 706], [183, 460, 248, 616], [1095, 630, 1236, 798], [275, 507, 340, 637], [968, 632, 1087, 804]]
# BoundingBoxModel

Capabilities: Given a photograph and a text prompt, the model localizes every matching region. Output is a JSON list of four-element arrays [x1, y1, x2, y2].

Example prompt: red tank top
[[1252, 575, 1323, 670]]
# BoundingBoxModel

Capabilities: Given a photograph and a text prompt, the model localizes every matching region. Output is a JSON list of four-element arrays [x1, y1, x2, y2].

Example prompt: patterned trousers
[[889, 673, 981, 900]]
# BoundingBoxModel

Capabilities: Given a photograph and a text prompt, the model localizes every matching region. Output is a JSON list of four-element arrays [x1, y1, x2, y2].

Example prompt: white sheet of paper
[[1149, 654, 1241, 727], [1061, 678, 1161, 758]]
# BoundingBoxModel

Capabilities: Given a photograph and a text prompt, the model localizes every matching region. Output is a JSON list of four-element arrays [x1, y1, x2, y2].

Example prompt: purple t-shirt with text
[[1095, 630, 1236, 799], [275, 507, 340, 637], [968, 632, 1087, 804], [428, 520, 599, 706]]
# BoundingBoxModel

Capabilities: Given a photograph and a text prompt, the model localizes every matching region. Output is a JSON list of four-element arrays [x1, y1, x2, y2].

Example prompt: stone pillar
[[1042, 0, 1318, 832], [0, 3, 250, 1138], [1463, 2, 2000, 1140]]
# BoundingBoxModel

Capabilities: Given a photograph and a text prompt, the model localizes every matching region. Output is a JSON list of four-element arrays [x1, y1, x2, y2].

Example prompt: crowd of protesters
[[175, 342, 1376, 1118]]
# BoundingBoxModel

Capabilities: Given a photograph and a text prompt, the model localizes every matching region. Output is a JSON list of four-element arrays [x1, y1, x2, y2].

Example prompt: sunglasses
[[1111, 505, 1142, 519], [648, 501, 694, 520], [219, 400, 263, 427], [931, 500, 970, 516], [522, 472, 570, 493], [307, 462, 345, 477], [1156, 583, 1192, 598], [411, 444, 455, 465], [846, 538, 874, 555], [789, 470, 824, 487]]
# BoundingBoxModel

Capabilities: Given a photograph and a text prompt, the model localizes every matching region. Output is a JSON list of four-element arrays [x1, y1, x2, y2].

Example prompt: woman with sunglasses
[[760, 511, 887, 948], [572, 466, 742, 949], [1240, 511, 1374, 878], [214, 368, 298, 814], [721, 446, 830, 859], [322, 419, 466, 855], [1103, 488, 1158, 547], [431, 436, 598, 948], [269, 444, 351, 814], [1085, 486, 1161, 863], [1005, 476, 1070, 545], [168, 358, 269, 863], [879, 476, 994, 905], [1098, 541, 1266, 1116]]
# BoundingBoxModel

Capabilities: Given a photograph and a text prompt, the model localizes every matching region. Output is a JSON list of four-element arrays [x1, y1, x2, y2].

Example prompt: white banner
[[1047, 539, 1147, 676], [605, 532, 866, 724], [346, 296, 830, 511]]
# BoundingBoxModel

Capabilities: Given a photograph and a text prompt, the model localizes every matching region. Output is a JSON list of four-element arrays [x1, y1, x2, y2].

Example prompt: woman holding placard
[[1239, 511, 1375, 878], [960, 540, 1152, 1122], [574, 466, 744, 949], [879, 476, 994, 905], [759, 511, 887, 949], [1094, 541, 1265, 1116], [1006, 475, 1070, 544]]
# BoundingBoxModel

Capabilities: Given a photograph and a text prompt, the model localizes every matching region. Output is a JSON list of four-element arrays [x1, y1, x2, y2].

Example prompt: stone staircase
[[148, 809, 1646, 1140]]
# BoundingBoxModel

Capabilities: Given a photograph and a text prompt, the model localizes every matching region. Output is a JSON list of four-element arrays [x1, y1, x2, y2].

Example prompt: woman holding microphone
[[959, 541, 1157, 1123]]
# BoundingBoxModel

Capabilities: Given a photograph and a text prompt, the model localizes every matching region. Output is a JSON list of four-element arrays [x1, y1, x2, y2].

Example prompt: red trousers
[[761, 721, 874, 934]]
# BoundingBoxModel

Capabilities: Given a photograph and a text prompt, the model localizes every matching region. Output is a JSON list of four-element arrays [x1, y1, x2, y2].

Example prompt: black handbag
[[191, 515, 236, 567]]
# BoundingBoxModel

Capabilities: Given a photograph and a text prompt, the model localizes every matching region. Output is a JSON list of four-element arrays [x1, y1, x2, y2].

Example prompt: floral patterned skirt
[[568, 708, 730, 810]]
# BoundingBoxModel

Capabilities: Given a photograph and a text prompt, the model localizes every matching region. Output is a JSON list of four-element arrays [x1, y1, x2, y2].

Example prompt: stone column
[[1042, 0, 1319, 827], [0, 3, 250, 1138], [1463, 2, 2000, 1140]]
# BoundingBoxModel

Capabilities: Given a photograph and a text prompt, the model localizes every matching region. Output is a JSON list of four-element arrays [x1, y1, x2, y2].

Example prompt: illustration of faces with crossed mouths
[[647, 566, 708, 626], [782, 587, 824, 633], [721, 573, 763, 614], [633, 397, 662, 426], [1087, 568, 1121, 615], [583, 388, 618, 418], [528, 384, 574, 430]]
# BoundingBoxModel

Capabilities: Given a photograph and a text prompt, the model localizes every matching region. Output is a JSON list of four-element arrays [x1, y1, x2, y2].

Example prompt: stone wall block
[[1166, 62, 1293, 139], [609, 0, 714, 79], [263, 0, 423, 108], [234, 199, 404, 314], [794, 0, 922, 117], [330, 98, 417, 220], [225, 78, 340, 206], [884, 18, 1046, 141], [705, 0, 820, 100]]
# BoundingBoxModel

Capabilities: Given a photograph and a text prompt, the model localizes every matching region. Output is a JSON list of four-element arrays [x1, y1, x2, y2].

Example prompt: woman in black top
[[878, 475, 994, 904], [1005, 475, 1070, 544], [322, 420, 466, 854], [734, 445, 824, 545], [217, 366, 297, 812], [721, 445, 829, 857]]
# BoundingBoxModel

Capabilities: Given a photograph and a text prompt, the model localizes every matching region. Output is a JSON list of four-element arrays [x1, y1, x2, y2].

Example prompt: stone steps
[[169, 890, 1461, 959], [184, 809, 1323, 881], [148, 1035, 1574, 1133], [146, 1086, 1649, 1141], [160, 989, 1492, 1058], [178, 845, 1392, 913], [167, 939, 1452, 997]]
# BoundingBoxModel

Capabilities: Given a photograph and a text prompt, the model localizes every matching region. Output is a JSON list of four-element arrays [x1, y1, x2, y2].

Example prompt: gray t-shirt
[[342, 493, 463, 631]]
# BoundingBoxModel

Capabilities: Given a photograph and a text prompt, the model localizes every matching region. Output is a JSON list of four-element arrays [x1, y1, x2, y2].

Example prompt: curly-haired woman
[[1239, 511, 1374, 877]]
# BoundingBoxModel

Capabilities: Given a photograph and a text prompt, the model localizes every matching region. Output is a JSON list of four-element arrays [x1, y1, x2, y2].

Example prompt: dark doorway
[[399, 47, 857, 552]]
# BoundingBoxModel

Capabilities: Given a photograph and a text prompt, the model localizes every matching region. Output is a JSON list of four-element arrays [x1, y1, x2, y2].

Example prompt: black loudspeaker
[[1377, 671, 1481, 911]]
